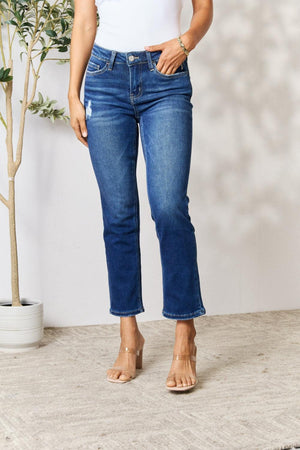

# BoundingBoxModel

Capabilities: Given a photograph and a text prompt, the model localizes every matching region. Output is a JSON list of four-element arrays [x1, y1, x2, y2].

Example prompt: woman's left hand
[[144, 37, 189, 75]]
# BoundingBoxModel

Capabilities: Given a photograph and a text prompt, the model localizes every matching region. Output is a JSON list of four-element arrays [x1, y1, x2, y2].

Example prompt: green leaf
[[40, 50, 47, 62], [0, 66, 13, 82], [45, 29, 57, 38], [27, 91, 70, 123]]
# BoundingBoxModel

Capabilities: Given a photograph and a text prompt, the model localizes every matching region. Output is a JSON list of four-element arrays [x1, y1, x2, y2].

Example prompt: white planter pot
[[0, 298, 44, 353]]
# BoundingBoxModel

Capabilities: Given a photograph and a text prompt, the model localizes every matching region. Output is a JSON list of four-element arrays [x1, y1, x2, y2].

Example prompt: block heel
[[136, 347, 143, 369]]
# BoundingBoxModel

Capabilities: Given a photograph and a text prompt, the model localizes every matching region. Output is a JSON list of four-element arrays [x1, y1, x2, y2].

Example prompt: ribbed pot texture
[[0, 298, 44, 353]]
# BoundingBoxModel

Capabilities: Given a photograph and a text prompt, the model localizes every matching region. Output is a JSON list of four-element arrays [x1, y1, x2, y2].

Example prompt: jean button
[[129, 55, 135, 62]]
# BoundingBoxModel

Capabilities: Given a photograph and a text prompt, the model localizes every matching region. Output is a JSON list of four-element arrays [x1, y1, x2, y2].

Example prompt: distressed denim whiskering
[[83, 43, 206, 320]]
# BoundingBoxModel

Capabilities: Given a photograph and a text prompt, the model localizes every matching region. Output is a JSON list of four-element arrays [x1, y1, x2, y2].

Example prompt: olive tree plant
[[0, 0, 74, 307]]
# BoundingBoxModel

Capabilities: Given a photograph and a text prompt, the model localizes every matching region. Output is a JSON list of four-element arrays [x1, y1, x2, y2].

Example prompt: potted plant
[[0, 0, 73, 352]]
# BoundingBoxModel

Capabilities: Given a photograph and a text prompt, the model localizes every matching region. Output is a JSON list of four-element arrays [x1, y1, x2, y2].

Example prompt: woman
[[68, 0, 213, 392]]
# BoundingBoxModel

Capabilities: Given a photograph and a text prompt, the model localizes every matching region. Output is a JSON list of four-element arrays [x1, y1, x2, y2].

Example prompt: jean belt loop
[[146, 51, 154, 71], [108, 50, 117, 71]]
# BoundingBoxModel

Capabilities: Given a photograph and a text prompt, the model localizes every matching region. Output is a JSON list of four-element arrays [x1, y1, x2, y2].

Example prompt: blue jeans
[[83, 43, 206, 320]]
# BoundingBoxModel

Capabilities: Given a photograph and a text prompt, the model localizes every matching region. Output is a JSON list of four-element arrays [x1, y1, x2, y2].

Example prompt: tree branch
[[0, 111, 7, 129], [0, 193, 9, 208]]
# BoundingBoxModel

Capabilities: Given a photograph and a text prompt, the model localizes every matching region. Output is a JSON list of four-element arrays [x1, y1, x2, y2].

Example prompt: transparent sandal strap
[[119, 346, 141, 355], [173, 354, 196, 361]]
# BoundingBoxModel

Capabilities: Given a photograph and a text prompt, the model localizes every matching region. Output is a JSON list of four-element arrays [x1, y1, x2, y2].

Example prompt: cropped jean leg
[[85, 106, 144, 316], [139, 95, 206, 320]]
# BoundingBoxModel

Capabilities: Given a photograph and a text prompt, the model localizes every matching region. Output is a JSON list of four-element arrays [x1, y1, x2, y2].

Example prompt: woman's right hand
[[68, 95, 89, 147]]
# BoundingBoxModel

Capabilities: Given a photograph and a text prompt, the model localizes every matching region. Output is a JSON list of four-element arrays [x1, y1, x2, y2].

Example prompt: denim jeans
[[83, 43, 206, 320]]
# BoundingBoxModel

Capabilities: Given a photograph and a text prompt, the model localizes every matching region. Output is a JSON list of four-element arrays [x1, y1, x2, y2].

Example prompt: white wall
[[0, 0, 299, 326]]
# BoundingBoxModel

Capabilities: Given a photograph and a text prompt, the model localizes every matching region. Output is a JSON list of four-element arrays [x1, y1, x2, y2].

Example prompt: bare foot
[[107, 317, 145, 382], [166, 320, 197, 389]]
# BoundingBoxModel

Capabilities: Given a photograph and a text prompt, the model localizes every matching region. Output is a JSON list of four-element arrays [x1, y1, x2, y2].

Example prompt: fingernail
[[82, 131, 87, 137]]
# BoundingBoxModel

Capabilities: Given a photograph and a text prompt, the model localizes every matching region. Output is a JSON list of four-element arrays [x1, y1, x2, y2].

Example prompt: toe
[[166, 375, 176, 387], [112, 370, 121, 379], [119, 372, 131, 381], [175, 376, 182, 387], [181, 376, 188, 387], [186, 375, 192, 386], [107, 368, 117, 379]]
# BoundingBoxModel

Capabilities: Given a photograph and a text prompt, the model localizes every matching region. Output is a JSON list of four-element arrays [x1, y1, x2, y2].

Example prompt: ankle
[[175, 322, 196, 340], [120, 327, 143, 341], [120, 316, 138, 332]]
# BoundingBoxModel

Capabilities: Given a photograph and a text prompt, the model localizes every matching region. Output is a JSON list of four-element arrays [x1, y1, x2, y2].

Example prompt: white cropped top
[[94, 0, 184, 52]]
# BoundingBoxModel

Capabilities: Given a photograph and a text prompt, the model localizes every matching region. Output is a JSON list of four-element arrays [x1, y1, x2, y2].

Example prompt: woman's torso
[[94, 0, 184, 52]]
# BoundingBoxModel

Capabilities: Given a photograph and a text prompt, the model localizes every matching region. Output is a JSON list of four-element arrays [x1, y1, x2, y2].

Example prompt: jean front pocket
[[86, 54, 109, 76], [153, 59, 189, 78]]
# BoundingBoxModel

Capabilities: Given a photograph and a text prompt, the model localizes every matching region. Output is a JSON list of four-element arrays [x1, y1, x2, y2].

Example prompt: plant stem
[[6, 57, 21, 306], [8, 179, 21, 306], [0, 111, 7, 129], [0, 193, 9, 207]]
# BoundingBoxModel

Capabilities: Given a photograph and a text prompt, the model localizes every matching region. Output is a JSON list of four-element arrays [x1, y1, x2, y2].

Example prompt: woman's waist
[[94, 23, 182, 53]]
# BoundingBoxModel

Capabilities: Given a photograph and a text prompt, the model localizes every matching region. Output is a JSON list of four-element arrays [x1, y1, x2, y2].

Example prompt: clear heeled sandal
[[166, 343, 198, 391], [106, 343, 144, 383]]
